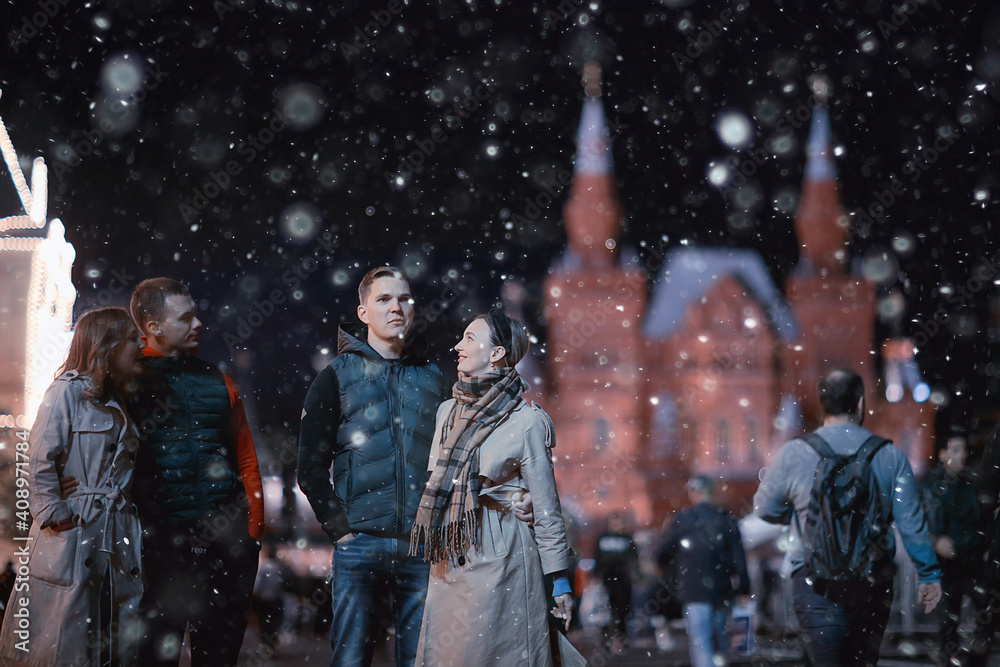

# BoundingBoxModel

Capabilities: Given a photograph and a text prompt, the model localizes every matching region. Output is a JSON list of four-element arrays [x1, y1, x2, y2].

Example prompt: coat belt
[[73, 484, 130, 555]]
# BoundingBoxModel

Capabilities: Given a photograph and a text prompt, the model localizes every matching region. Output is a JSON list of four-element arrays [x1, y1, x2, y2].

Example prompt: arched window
[[681, 419, 698, 462], [747, 418, 758, 463], [716, 418, 729, 460], [593, 417, 611, 452], [650, 396, 678, 457]]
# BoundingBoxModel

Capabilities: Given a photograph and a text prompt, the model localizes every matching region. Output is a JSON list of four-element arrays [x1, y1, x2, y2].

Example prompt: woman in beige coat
[[0, 308, 145, 666], [411, 309, 584, 666]]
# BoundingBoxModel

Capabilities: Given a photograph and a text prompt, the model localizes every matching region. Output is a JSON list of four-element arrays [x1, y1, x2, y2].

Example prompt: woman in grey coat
[[411, 309, 584, 666], [0, 307, 144, 666]]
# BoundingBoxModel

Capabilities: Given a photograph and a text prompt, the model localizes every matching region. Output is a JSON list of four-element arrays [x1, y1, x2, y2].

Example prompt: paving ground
[[227, 623, 1000, 666]]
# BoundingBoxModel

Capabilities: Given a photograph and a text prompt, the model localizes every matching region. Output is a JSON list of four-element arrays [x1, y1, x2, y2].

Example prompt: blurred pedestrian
[[921, 433, 984, 663], [962, 424, 1000, 666], [253, 544, 290, 653], [659, 475, 749, 667], [593, 512, 638, 653]]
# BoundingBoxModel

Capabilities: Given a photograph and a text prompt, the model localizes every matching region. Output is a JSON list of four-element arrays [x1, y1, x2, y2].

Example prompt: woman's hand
[[551, 593, 573, 631], [58, 474, 79, 498]]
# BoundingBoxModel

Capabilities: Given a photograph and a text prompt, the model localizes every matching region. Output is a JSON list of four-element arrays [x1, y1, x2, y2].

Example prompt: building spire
[[792, 74, 849, 276], [562, 61, 623, 269]]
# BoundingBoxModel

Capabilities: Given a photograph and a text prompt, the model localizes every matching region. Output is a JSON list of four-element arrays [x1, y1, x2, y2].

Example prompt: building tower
[[783, 79, 877, 428], [542, 63, 650, 537]]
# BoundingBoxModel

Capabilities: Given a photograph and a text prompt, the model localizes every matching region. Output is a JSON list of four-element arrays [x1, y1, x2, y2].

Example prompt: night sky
[[2, 1, 999, 460]]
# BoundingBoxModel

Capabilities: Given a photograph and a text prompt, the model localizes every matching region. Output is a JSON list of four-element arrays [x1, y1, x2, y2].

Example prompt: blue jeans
[[791, 569, 894, 667], [684, 602, 729, 667], [329, 533, 430, 667]]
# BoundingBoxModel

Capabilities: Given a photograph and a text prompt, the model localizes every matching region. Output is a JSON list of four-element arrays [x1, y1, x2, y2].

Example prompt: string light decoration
[[0, 90, 76, 428]]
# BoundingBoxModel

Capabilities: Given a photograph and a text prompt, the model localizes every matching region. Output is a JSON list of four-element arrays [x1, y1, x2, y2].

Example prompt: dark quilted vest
[[332, 326, 447, 535], [130, 355, 242, 525]]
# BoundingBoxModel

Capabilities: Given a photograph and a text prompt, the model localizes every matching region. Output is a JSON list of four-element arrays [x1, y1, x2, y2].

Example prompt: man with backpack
[[754, 368, 942, 666]]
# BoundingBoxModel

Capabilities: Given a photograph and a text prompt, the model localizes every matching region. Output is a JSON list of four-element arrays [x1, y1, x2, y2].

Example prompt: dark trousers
[[938, 558, 981, 660], [964, 568, 1000, 666], [603, 579, 632, 641], [791, 568, 894, 667], [251, 598, 284, 650], [137, 518, 260, 666]]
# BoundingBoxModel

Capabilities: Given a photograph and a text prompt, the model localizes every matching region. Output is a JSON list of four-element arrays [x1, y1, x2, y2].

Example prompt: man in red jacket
[[128, 277, 264, 666]]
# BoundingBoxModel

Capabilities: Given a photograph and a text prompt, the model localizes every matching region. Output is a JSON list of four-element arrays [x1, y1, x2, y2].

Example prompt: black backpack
[[801, 433, 892, 583]]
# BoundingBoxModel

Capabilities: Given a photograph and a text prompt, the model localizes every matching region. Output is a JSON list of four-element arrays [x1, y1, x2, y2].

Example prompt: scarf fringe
[[409, 369, 526, 565], [409, 509, 481, 565]]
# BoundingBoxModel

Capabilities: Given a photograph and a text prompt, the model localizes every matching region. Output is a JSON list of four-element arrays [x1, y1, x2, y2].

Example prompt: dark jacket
[[920, 466, 983, 564], [297, 324, 449, 543], [594, 531, 638, 588], [130, 352, 254, 529], [978, 425, 1000, 592], [658, 501, 749, 606]]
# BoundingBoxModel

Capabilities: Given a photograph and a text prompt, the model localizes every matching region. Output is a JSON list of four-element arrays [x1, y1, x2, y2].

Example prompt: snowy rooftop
[[643, 247, 798, 341], [804, 104, 837, 182], [573, 97, 614, 175]]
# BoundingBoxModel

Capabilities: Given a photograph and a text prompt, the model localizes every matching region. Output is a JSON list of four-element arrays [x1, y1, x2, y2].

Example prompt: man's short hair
[[358, 266, 407, 304], [685, 475, 714, 496], [818, 368, 865, 417], [131, 278, 190, 334], [937, 428, 969, 456]]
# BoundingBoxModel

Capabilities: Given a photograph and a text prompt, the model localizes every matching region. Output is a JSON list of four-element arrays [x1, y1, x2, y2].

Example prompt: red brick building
[[540, 77, 935, 544]]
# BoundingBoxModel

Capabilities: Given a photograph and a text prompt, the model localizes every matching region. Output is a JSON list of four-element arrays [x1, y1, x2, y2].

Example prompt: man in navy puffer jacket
[[298, 266, 449, 667]]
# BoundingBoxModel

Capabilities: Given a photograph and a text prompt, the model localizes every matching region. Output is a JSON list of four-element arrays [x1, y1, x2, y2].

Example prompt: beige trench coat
[[415, 399, 585, 666], [0, 372, 143, 666]]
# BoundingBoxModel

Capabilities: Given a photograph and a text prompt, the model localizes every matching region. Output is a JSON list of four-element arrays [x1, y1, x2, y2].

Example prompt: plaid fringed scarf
[[409, 368, 528, 565]]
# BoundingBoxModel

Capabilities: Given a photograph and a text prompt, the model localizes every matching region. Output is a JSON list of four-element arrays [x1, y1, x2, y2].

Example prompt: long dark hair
[[56, 307, 137, 401]]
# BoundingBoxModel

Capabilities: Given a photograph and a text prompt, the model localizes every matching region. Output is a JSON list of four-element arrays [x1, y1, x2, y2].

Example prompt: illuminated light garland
[[29, 158, 46, 225], [22, 225, 75, 424], [0, 99, 33, 215], [0, 215, 35, 232], [0, 237, 43, 251], [0, 93, 76, 427]]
